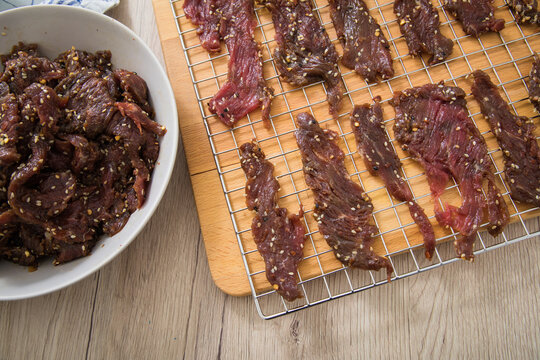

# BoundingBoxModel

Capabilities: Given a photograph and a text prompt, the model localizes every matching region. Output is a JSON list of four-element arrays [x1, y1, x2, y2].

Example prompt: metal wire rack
[[168, 0, 540, 319]]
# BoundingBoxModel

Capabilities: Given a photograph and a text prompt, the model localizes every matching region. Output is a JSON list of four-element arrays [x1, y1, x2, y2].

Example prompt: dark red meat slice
[[1, 247, 38, 267], [0, 83, 21, 166], [240, 141, 306, 301], [46, 139, 73, 172], [0, 42, 38, 64], [27, 171, 76, 219], [0, 162, 10, 204], [394, 0, 454, 65], [0, 48, 65, 94], [262, 0, 344, 118], [295, 113, 393, 277], [472, 70, 540, 207], [19, 224, 48, 256], [116, 102, 166, 137], [392, 82, 509, 260], [113, 69, 153, 116], [351, 98, 435, 258], [183, 0, 222, 53], [56, 69, 116, 138], [7, 142, 81, 242], [0, 210, 19, 250], [85, 142, 130, 235], [55, 47, 112, 74], [49, 199, 96, 247], [0, 210, 39, 266], [329, 0, 394, 82], [109, 103, 164, 208], [444, 0, 505, 37], [21, 83, 64, 133], [64, 135, 99, 174], [54, 240, 94, 265], [506, 0, 540, 25], [184, 0, 273, 127], [208, 40, 273, 127], [7, 140, 49, 223], [529, 54, 540, 113]]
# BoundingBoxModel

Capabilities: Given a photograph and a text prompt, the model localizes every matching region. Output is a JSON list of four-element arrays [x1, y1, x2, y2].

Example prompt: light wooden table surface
[[1, 1, 539, 359]]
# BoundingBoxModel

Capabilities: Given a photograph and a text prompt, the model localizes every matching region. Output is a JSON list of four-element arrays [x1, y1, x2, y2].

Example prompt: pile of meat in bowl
[[0, 43, 166, 269]]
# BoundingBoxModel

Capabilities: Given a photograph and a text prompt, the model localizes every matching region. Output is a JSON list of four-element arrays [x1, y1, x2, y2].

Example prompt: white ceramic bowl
[[0, 5, 179, 300]]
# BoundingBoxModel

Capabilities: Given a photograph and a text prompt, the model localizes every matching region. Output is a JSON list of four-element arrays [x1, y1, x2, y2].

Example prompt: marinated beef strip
[[529, 54, 540, 113], [472, 70, 540, 207], [444, 0, 505, 37], [183, 0, 222, 53], [0, 82, 21, 166], [184, 0, 273, 127], [1, 43, 65, 95], [394, 0, 454, 65], [0, 43, 165, 267], [240, 141, 305, 301], [329, 0, 394, 83], [295, 113, 393, 277], [261, 0, 344, 118], [351, 98, 435, 259], [506, 0, 540, 25], [392, 83, 509, 260]]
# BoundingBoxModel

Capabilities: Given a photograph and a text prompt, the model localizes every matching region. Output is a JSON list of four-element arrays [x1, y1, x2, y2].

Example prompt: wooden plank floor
[[0, 1, 539, 359]]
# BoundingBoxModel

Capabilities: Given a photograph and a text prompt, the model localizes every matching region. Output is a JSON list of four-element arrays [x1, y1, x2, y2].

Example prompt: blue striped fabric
[[0, 0, 119, 12]]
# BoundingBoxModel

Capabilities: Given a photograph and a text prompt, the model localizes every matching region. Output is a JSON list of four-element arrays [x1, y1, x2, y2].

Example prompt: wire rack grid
[[168, 0, 540, 319]]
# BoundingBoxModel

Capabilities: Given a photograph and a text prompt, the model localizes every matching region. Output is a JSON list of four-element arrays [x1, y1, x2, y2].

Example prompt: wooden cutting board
[[152, 0, 251, 296], [152, 0, 540, 296]]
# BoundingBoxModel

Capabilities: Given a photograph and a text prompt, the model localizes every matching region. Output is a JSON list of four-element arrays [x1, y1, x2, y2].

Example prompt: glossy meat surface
[[114, 69, 153, 116], [444, 0, 504, 37], [472, 70, 540, 207], [295, 113, 393, 277], [529, 54, 540, 113], [184, 0, 273, 126], [0, 42, 65, 95], [261, 0, 344, 118], [0, 44, 165, 267], [394, 0, 454, 64], [240, 141, 305, 301], [329, 0, 394, 82], [506, 0, 539, 25], [351, 98, 435, 258], [392, 83, 509, 260], [55, 68, 116, 138], [0, 82, 21, 166]]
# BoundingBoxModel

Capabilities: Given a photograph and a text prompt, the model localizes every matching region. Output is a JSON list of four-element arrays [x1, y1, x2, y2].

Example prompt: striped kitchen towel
[[0, 0, 119, 13]]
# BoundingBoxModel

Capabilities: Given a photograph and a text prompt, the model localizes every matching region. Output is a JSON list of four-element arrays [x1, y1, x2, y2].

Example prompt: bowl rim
[[0, 4, 179, 300]]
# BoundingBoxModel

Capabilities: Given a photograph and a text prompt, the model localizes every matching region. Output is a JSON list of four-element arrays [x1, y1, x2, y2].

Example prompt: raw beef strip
[[184, 0, 274, 126], [329, 0, 394, 82], [444, 0, 505, 37], [295, 113, 393, 278], [394, 0, 454, 65], [261, 0, 344, 117], [472, 70, 540, 207], [351, 98, 436, 258], [240, 141, 306, 301], [183, 0, 222, 52], [392, 83, 509, 260]]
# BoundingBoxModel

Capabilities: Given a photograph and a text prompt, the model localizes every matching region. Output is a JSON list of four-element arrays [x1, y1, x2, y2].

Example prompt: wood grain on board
[[153, 0, 540, 296]]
